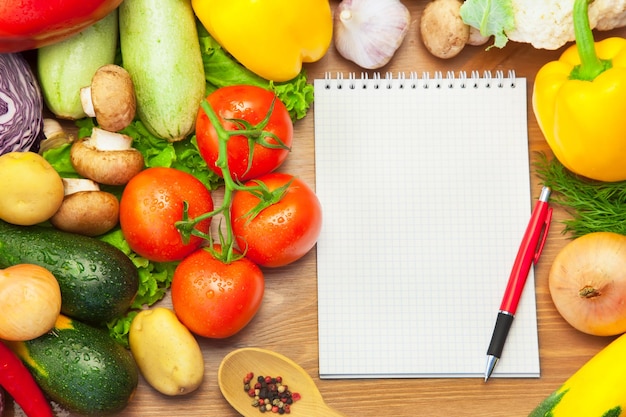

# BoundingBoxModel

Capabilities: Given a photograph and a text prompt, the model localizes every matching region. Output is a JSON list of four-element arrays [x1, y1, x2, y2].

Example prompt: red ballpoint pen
[[484, 186, 553, 381]]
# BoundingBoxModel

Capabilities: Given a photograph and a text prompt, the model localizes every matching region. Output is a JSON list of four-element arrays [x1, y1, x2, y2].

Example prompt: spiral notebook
[[314, 71, 540, 379]]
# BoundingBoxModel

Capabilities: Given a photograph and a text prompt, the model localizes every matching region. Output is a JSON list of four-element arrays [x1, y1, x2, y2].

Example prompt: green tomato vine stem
[[175, 97, 288, 264]]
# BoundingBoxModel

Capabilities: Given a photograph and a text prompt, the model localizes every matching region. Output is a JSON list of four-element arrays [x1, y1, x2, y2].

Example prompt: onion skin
[[549, 232, 626, 336], [0, 264, 62, 341], [0, 53, 44, 155]]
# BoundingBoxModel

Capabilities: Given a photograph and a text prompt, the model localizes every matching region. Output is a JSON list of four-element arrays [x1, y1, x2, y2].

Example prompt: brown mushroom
[[420, 0, 470, 59], [70, 127, 144, 186], [80, 64, 136, 132], [50, 178, 120, 237]]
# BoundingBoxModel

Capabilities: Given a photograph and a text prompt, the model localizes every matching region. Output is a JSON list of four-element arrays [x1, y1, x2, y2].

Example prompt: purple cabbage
[[0, 52, 44, 155]]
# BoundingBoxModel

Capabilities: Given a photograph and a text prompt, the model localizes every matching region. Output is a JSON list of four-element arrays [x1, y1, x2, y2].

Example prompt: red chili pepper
[[0, 340, 53, 417]]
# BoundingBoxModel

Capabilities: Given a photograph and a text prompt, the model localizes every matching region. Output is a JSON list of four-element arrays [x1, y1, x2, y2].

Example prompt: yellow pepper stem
[[571, 0, 612, 81]]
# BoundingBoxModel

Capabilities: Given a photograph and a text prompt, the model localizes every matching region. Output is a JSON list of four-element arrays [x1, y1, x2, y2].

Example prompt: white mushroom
[[70, 127, 144, 185], [49, 178, 120, 237], [80, 64, 136, 132], [38, 118, 74, 154], [468, 26, 491, 46]]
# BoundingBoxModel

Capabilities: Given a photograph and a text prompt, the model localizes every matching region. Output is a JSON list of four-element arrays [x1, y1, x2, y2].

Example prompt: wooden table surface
[[10, 2, 626, 416]]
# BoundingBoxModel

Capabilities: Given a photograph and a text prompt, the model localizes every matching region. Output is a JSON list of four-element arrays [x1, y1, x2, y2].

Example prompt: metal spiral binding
[[323, 70, 517, 90]]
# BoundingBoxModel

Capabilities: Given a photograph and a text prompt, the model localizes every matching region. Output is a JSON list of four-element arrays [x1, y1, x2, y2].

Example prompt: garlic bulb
[[334, 0, 411, 69]]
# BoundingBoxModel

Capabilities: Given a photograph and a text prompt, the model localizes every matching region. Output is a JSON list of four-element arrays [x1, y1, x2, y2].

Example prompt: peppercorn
[[243, 372, 301, 413]]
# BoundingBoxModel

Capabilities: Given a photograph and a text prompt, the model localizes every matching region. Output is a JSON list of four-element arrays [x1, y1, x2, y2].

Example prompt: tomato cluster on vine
[[119, 85, 322, 338]]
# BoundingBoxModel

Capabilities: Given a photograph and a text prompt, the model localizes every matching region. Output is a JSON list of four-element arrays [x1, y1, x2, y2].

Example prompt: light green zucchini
[[119, 0, 206, 142], [37, 10, 118, 120]]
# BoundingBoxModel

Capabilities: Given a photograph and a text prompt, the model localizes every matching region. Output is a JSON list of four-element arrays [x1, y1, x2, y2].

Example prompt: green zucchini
[[37, 9, 118, 120], [0, 220, 138, 325], [7, 315, 138, 415], [119, 0, 206, 142]]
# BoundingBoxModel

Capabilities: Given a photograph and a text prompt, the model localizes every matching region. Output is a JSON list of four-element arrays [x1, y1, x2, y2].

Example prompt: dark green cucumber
[[0, 220, 138, 324], [8, 315, 138, 415]]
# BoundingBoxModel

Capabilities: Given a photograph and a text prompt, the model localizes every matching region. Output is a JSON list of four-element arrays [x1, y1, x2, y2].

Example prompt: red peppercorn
[[244, 372, 254, 384]]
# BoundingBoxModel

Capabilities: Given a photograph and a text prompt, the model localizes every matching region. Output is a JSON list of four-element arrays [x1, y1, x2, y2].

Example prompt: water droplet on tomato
[[206, 290, 214, 299]]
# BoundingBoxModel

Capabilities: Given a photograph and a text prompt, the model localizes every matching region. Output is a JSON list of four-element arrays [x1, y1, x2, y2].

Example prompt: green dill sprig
[[534, 152, 626, 237]]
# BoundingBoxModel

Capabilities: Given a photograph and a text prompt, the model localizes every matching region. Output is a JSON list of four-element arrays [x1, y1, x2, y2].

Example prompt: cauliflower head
[[506, 0, 626, 49], [461, 0, 626, 50]]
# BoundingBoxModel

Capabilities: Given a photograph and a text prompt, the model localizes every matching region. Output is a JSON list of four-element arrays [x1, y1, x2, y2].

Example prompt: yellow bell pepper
[[532, 0, 626, 182], [192, 0, 333, 82]]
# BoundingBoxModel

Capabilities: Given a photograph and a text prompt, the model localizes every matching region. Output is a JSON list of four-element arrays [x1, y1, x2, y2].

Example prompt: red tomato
[[119, 167, 214, 262], [195, 85, 293, 182], [231, 173, 322, 268], [0, 0, 122, 52], [171, 246, 264, 339]]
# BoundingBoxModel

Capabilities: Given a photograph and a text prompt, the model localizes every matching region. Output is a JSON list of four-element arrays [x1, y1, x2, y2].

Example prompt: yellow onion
[[549, 232, 626, 336], [0, 264, 62, 341]]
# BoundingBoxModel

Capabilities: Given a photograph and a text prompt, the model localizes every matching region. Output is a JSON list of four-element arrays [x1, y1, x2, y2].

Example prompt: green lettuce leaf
[[197, 26, 314, 121], [100, 228, 178, 348], [42, 143, 78, 178], [121, 120, 220, 190], [460, 0, 515, 49]]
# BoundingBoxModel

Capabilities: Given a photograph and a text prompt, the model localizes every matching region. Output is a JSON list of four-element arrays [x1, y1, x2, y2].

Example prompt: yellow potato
[[0, 151, 64, 225], [129, 307, 205, 395]]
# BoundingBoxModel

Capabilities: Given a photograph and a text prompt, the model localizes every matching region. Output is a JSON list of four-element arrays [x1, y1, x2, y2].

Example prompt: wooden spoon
[[218, 347, 346, 417]]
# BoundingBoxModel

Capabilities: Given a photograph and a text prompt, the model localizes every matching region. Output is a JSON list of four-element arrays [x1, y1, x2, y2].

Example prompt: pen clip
[[533, 207, 553, 264]]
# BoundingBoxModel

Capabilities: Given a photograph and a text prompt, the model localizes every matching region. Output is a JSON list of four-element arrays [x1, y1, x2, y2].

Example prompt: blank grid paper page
[[314, 73, 540, 379]]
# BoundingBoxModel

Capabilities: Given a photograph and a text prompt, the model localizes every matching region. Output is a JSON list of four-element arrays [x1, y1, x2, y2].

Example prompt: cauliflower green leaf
[[460, 0, 515, 49]]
